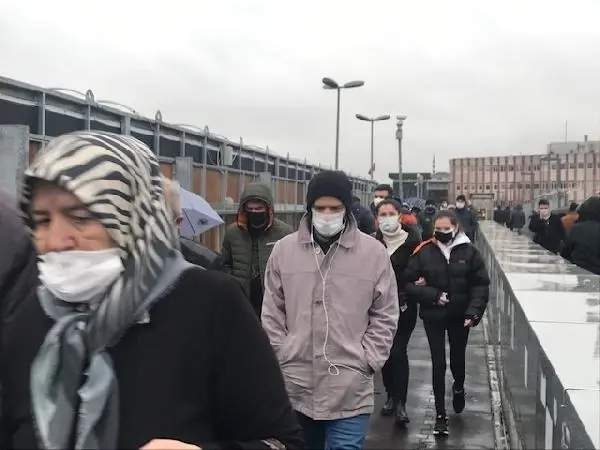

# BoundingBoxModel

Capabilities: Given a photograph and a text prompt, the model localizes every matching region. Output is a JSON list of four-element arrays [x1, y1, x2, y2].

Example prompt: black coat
[[405, 237, 490, 324], [528, 213, 565, 253], [0, 190, 39, 324], [1, 268, 304, 449], [417, 210, 436, 240], [454, 208, 479, 240], [180, 237, 223, 270], [561, 220, 600, 275], [375, 225, 421, 309], [351, 199, 376, 235], [509, 209, 526, 230]]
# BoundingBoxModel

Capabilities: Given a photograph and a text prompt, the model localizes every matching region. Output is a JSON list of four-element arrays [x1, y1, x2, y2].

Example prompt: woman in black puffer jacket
[[405, 210, 490, 437]]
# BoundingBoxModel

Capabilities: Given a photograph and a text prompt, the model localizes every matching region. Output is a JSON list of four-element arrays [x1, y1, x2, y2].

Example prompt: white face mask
[[373, 197, 384, 206], [379, 215, 400, 233], [38, 248, 124, 303], [312, 210, 345, 237], [456, 202, 465, 209]]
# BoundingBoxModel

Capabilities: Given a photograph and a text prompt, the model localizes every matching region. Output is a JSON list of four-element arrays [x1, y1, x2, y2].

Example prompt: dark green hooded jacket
[[221, 183, 293, 294]]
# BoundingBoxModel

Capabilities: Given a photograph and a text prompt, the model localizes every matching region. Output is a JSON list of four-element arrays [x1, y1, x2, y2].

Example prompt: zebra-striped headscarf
[[21, 131, 186, 449]]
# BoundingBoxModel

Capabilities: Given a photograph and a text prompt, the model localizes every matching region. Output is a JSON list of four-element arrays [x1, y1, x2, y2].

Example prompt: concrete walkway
[[365, 320, 496, 449]]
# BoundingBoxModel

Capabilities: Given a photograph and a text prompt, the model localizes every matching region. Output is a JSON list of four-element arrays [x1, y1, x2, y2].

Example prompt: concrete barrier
[[477, 221, 599, 449]]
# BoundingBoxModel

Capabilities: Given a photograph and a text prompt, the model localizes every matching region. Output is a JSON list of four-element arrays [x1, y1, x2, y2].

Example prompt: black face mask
[[434, 230, 454, 244], [425, 206, 436, 214], [247, 211, 268, 228]]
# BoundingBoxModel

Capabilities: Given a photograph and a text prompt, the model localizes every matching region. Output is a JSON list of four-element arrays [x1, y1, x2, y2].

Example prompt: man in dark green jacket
[[221, 183, 293, 318]]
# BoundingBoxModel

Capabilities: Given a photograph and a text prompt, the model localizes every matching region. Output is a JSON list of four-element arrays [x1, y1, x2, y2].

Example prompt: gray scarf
[[30, 251, 194, 449]]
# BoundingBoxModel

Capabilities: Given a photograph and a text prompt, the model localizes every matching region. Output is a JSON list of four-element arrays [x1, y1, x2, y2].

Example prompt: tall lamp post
[[395, 115, 407, 199], [322, 77, 365, 170], [355, 114, 391, 180]]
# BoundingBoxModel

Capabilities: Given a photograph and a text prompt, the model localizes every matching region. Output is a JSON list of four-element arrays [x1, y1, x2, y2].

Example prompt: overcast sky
[[1, 0, 599, 181]]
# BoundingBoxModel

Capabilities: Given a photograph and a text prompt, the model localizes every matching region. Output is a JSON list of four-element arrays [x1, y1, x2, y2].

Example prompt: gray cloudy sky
[[1, 0, 599, 181]]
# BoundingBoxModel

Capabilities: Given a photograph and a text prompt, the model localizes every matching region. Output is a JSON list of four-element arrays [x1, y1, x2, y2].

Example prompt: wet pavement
[[365, 320, 496, 449]]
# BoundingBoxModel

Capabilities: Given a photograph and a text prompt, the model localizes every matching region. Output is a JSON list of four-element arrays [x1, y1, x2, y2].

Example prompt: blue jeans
[[296, 412, 370, 450]]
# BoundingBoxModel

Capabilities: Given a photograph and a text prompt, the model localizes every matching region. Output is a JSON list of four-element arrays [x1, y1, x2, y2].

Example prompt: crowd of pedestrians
[[493, 197, 600, 275], [0, 130, 498, 449]]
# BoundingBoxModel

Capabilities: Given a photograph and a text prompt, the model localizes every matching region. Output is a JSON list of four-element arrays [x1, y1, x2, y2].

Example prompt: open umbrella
[[179, 188, 224, 238]]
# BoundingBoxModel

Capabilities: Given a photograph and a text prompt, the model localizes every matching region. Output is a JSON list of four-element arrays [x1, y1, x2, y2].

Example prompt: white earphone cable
[[311, 225, 372, 380]]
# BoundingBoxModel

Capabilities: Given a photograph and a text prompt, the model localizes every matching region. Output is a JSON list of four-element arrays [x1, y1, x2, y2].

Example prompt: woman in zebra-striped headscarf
[[1, 131, 303, 450]]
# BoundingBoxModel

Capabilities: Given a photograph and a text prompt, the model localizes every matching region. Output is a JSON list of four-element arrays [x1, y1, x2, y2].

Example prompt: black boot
[[394, 403, 410, 425], [380, 396, 396, 416]]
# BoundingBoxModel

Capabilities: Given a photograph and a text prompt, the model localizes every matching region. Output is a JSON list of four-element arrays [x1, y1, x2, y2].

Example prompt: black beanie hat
[[306, 170, 353, 212]]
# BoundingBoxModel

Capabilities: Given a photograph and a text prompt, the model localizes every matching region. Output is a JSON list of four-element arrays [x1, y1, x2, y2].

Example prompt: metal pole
[[370, 120, 374, 181], [398, 133, 404, 199], [335, 88, 341, 170], [530, 174, 534, 206], [556, 157, 562, 208]]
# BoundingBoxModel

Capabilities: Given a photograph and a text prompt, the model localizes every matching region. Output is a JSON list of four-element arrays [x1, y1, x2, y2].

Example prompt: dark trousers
[[381, 304, 417, 404], [423, 317, 470, 415], [249, 276, 263, 319]]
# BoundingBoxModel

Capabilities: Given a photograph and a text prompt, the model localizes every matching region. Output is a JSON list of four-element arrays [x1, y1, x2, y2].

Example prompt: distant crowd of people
[[493, 197, 600, 275], [212, 180, 489, 440]]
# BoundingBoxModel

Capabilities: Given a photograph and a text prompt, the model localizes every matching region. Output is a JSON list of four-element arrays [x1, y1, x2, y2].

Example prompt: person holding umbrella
[[163, 177, 223, 270]]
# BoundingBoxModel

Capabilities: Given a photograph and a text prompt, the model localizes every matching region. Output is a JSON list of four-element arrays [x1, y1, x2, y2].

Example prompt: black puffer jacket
[[528, 213, 565, 253], [375, 224, 421, 309], [561, 196, 600, 275], [405, 234, 490, 324]]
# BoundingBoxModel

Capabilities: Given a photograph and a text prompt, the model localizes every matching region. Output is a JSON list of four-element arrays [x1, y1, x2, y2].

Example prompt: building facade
[[450, 138, 600, 206], [388, 172, 450, 203]]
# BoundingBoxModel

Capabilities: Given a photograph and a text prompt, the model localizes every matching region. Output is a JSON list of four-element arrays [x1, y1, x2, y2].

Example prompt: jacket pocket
[[278, 335, 294, 365]]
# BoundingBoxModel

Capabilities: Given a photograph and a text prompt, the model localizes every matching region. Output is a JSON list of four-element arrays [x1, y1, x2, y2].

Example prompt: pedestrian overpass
[[366, 222, 599, 449], [0, 75, 598, 449]]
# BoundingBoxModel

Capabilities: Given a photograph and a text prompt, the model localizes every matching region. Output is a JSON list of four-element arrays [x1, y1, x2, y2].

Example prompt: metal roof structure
[[0, 75, 375, 191]]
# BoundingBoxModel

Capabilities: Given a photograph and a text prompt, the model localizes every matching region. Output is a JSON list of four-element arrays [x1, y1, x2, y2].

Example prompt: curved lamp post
[[322, 77, 365, 170]]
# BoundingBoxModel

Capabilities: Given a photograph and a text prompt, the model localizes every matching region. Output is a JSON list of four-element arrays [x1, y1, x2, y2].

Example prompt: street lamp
[[395, 115, 407, 199], [355, 114, 390, 180], [322, 77, 365, 170]]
